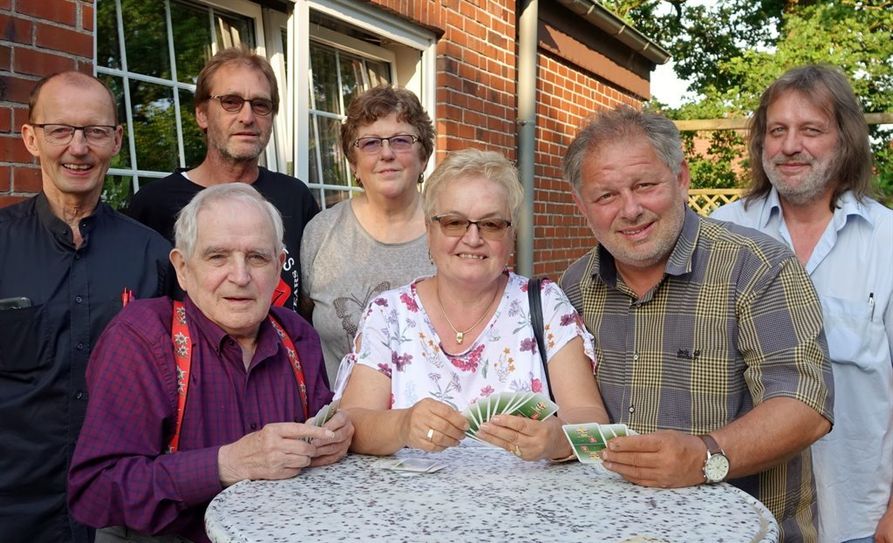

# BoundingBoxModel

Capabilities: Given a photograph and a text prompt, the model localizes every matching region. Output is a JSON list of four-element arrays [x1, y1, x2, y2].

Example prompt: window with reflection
[[95, 0, 256, 209]]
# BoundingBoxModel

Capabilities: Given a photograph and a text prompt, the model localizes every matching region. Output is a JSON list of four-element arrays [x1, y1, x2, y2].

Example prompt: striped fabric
[[560, 208, 833, 542]]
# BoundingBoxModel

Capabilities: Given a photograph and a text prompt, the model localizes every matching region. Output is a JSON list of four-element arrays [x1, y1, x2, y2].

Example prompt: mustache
[[770, 153, 814, 165]]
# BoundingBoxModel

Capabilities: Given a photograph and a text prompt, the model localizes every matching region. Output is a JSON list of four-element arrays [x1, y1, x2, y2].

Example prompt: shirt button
[[75, 295, 83, 303], [628, 405, 635, 414], [633, 354, 639, 361], [250, 423, 258, 430], [74, 254, 80, 260], [74, 391, 88, 400], [76, 342, 85, 351]]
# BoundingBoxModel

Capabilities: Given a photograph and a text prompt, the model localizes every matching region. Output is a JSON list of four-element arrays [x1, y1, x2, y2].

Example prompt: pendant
[[455, 332, 464, 344]]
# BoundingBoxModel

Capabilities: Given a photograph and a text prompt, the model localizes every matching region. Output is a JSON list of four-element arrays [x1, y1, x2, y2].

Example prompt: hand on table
[[218, 422, 335, 486], [400, 398, 468, 452], [309, 412, 354, 467], [600, 430, 706, 488], [477, 414, 570, 461]]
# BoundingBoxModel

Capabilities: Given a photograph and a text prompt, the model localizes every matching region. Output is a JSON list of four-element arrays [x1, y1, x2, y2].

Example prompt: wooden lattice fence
[[687, 188, 745, 216]]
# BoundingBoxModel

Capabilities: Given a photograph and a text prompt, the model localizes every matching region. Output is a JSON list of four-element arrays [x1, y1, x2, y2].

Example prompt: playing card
[[510, 393, 558, 421], [373, 457, 446, 474], [311, 401, 338, 427], [562, 423, 608, 463]]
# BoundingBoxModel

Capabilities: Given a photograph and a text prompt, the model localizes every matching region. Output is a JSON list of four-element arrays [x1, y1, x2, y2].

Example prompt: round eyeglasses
[[353, 135, 420, 154], [431, 215, 512, 240], [210, 94, 274, 116], [31, 123, 117, 146]]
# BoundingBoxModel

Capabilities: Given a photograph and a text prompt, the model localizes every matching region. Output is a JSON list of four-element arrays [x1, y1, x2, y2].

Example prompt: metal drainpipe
[[515, 0, 538, 278]]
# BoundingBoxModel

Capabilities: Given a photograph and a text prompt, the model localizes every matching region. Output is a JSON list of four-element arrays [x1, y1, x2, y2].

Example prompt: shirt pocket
[[0, 305, 47, 375], [820, 295, 886, 371]]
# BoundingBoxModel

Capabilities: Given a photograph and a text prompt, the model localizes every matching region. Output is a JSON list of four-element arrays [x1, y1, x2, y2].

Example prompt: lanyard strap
[[167, 300, 309, 453]]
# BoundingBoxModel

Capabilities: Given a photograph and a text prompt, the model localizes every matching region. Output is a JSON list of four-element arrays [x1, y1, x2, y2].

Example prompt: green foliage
[[607, 0, 893, 201]]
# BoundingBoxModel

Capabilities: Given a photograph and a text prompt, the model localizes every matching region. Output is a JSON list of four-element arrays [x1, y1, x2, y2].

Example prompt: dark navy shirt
[[0, 193, 173, 543]]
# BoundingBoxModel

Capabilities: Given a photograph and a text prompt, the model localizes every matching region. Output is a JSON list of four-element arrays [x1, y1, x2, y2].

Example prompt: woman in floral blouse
[[339, 149, 608, 461]]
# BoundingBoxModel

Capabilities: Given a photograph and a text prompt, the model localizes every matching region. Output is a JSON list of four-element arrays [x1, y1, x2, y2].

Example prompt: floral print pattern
[[352, 272, 595, 411]]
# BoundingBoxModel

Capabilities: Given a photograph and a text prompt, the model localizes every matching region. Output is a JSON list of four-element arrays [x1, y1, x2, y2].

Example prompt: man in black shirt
[[0, 73, 173, 542], [128, 47, 319, 313]]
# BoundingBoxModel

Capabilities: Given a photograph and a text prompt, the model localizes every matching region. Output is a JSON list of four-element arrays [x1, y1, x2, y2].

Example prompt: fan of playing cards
[[561, 422, 638, 463], [310, 401, 338, 427], [462, 392, 559, 442]]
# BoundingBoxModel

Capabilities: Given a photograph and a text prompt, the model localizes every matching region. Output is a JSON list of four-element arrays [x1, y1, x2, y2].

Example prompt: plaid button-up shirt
[[561, 208, 833, 542]]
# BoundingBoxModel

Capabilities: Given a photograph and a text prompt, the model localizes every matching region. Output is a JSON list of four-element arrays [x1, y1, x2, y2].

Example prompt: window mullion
[[164, 0, 187, 168]]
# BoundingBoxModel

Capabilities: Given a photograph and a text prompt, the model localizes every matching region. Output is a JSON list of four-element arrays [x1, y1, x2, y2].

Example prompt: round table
[[206, 447, 778, 543]]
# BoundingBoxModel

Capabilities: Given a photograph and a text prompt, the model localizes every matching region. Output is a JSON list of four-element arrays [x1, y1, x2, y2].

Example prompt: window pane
[[216, 11, 254, 49], [171, 1, 212, 84], [339, 56, 362, 107], [96, 0, 121, 69], [317, 115, 348, 186], [129, 80, 178, 172], [367, 60, 390, 87], [324, 190, 350, 208], [97, 74, 131, 170], [310, 43, 339, 114], [179, 89, 205, 168], [121, 0, 171, 79], [102, 175, 133, 211]]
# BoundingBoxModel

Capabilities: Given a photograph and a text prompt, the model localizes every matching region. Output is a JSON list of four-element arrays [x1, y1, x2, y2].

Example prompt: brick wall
[[0, 0, 94, 207]]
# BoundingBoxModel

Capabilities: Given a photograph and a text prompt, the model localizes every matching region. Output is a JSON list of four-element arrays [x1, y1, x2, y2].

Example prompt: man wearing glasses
[[0, 72, 173, 542], [128, 47, 319, 314]]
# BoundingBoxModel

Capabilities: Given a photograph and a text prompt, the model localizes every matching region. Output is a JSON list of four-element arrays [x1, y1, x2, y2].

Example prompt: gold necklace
[[435, 278, 500, 345]]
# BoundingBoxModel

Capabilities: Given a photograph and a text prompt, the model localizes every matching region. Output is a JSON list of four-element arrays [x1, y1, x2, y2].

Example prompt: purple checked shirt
[[68, 296, 333, 543]]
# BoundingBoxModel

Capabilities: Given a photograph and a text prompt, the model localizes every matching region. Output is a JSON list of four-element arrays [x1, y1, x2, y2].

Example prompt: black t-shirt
[[128, 168, 320, 312]]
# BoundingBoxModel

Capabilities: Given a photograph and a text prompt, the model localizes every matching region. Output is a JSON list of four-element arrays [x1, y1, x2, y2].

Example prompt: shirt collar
[[183, 295, 279, 358], [593, 205, 698, 285], [35, 192, 108, 248]]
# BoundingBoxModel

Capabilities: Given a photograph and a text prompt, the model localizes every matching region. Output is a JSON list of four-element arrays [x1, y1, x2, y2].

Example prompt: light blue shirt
[[713, 189, 893, 543]]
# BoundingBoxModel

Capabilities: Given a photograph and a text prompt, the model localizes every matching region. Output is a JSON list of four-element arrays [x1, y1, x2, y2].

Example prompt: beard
[[762, 150, 837, 206]]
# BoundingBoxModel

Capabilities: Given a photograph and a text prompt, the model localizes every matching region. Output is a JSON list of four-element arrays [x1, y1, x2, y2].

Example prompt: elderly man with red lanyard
[[68, 183, 353, 543]]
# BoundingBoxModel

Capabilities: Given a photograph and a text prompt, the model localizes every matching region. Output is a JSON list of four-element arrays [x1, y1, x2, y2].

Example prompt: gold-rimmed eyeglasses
[[30, 123, 117, 146], [431, 214, 512, 239]]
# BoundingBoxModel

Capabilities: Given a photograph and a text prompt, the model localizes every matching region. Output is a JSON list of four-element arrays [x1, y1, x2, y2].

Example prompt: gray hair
[[422, 148, 523, 225], [174, 183, 284, 258], [563, 106, 684, 192]]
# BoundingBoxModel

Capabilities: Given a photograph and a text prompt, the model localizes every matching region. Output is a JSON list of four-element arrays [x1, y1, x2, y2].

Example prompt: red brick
[[82, 4, 94, 32], [13, 108, 30, 132], [0, 0, 10, 11], [0, 45, 10, 71], [14, 48, 75, 77], [0, 195, 27, 208], [0, 107, 11, 132], [0, 166, 9, 191], [0, 135, 34, 163], [13, 166, 43, 192], [0, 13, 33, 43], [36, 23, 93, 57], [17, 0, 77, 27]]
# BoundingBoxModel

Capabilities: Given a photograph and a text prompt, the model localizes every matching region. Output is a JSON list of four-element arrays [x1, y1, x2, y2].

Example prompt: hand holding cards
[[562, 423, 638, 463], [462, 392, 558, 441]]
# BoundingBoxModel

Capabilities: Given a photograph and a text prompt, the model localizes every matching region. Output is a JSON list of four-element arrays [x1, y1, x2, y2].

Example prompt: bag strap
[[167, 300, 309, 453], [527, 278, 553, 401]]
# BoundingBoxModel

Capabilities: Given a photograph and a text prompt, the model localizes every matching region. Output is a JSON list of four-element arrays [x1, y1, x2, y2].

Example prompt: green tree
[[603, 0, 893, 203]]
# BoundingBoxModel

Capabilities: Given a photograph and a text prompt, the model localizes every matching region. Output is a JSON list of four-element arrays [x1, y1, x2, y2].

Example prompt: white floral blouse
[[342, 272, 596, 411]]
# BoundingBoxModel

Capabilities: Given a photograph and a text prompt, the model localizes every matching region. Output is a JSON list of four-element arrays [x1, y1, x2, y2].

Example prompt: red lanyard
[[167, 300, 309, 453]]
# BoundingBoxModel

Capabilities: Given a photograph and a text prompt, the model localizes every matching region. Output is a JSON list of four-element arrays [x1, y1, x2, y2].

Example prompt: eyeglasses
[[431, 214, 512, 239], [31, 123, 117, 146], [353, 135, 420, 154], [210, 94, 274, 116]]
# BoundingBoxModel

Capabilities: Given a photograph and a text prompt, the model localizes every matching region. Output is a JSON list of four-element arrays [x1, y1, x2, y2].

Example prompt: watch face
[[705, 453, 730, 482]]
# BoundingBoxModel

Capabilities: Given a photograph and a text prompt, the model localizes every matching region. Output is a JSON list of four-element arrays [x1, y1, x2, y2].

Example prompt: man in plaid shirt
[[560, 106, 833, 542]]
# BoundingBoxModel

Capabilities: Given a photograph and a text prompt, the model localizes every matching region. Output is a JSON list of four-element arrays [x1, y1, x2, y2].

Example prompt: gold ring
[[512, 444, 522, 458], [426, 428, 435, 441]]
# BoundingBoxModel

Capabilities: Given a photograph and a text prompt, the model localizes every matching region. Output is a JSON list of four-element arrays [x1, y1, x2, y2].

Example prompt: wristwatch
[[698, 434, 730, 484]]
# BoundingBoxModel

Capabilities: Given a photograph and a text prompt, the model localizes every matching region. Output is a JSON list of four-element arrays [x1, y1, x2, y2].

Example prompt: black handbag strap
[[527, 277, 553, 401]]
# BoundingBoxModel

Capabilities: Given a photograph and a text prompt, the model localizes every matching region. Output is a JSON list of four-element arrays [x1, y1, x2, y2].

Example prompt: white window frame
[[290, 0, 437, 189]]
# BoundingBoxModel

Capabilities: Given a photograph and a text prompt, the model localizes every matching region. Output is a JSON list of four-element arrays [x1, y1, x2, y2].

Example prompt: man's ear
[[278, 249, 286, 268], [169, 249, 190, 293], [196, 103, 209, 131], [677, 161, 692, 192], [21, 124, 41, 158]]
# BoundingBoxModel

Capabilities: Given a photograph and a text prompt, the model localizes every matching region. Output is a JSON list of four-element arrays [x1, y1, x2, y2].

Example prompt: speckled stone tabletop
[[205, 446, 778, 543]]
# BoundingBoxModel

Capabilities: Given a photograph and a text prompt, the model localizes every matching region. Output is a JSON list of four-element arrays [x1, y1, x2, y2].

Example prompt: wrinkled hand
[[876, 505, 893, 543], [400, 398, 468, 452], [218, 422, 335, 486], [600, 430, 706, 488], [309, 412, 354, 467], [477, 415, 569, 461]]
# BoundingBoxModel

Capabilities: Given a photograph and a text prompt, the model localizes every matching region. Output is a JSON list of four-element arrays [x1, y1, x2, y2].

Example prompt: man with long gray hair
[[713, 64, 893, 543]]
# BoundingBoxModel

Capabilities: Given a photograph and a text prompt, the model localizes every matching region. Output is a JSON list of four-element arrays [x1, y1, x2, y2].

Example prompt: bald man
[[0, 72, 173, 542]]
